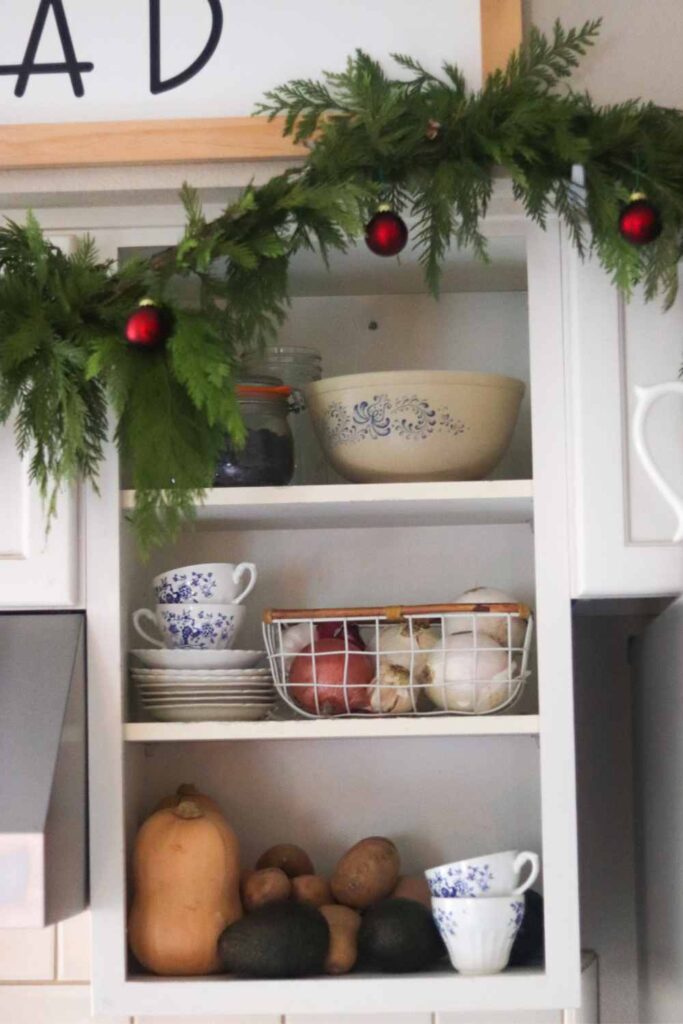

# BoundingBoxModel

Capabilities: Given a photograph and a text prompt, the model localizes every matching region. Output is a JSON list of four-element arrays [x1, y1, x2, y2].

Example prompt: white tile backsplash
[[58, 911, 92, 982], [136, 1018, 281, 1024], [287, 1017, 431, 1024], [0, 925, 55, 981], [0, 985, 129, 1024], [436, 1013, 562, 1023]]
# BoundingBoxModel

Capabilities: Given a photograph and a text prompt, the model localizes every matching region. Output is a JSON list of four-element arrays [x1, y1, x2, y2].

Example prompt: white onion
[[446, 586, 528, 649], [424, 632, 518, 713], [377, 621, 438, 670]]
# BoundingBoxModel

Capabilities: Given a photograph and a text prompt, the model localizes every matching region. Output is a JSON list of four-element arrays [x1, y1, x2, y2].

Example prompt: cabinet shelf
[[124, 714, 540, 742], [116, 966, 546, 1016], [120, 480, 534, 531]]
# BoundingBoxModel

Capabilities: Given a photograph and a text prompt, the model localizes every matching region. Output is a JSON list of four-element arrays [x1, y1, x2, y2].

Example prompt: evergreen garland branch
[[2, 21, 683, 552]]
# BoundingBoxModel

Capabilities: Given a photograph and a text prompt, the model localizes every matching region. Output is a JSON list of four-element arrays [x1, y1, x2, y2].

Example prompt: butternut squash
[[155, 783, 241, 917], [320, 904, 361, 975], [128, 800, 241, 976]]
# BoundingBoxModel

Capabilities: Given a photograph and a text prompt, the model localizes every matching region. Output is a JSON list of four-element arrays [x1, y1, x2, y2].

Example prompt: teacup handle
[[133, 609, 164, 649], [232, 562, 257, 604], [512, 851, 540, 895], [632, 383, 683, 543]]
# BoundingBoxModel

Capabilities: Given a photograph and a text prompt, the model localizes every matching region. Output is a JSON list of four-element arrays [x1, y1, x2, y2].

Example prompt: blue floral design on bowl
[[324, 393, 466, 448]]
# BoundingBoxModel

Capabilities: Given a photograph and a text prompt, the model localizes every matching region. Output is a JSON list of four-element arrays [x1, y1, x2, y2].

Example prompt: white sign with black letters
[[0, 0, 482, 124]]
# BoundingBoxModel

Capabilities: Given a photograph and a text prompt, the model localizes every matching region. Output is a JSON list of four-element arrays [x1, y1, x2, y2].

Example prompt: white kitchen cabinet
[[0, 233, 82, 609], [563, 240, 683, 599]]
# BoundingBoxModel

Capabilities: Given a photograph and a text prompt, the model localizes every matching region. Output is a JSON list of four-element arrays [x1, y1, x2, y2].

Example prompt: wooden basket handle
[[263, 602, 532, 624]]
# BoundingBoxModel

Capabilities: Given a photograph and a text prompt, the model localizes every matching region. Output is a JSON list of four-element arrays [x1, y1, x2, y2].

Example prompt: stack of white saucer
[[130, 649, 275, 722], [130, 561, 275, 722]]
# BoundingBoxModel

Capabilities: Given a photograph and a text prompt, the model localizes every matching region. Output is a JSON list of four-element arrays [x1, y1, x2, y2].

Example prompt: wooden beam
[[0, 116, 304, 171], [480, 0, 523, 78]]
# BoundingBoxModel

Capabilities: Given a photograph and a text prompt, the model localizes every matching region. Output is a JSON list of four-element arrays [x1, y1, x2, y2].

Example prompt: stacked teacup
[[135, 562, 257, 651], [425, 850, 540, 975], [130, 562, 276, 721]]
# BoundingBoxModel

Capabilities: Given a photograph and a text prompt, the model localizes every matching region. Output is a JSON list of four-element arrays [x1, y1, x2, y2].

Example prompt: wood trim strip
[[0, 116, 304, 171], [480, 0, 523, 78]]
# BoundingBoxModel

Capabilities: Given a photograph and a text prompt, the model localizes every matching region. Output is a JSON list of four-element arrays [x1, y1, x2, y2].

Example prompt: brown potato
[[256, 843, 315, 878], [241, 867, 291, 912], [291, 874, 332, 908], [330, 836, 400, 909], [320, 904, 361, 975], [391, 875, 432, 909]]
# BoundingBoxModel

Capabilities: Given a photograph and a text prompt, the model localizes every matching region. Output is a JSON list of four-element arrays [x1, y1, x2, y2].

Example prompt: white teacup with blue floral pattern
[[425, 850, 539, 898], [133, 603, 246, 650], [431, 894, 525, 975], [153, 563, 257, 605]]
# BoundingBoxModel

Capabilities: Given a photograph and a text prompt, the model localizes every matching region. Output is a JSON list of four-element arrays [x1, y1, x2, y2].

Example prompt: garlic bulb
[[369, 664, 417, 715], [367, 622, 438, 715], [424, 632, 518, 713], [446, 587, 528, 649]]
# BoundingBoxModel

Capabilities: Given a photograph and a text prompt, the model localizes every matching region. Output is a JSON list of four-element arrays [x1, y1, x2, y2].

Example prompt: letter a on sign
[[0, 0, 94, 97], [150, 0, 224, 94]]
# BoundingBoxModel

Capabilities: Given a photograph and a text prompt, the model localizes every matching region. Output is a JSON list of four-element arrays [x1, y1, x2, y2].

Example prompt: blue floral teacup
[[133, 603, 246, 650], [431, 895, 525, 974], [153, 562, 257, 605], [425, 850, 540, 898]]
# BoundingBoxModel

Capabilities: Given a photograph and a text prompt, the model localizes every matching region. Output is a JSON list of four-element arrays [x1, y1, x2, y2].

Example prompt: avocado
[[509, 890, 544, 966], [218, 900, 329, 978], [358, 897, 446, 973]]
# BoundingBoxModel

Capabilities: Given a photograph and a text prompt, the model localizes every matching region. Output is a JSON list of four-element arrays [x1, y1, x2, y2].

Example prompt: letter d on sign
[[150, 0, 223, 95]]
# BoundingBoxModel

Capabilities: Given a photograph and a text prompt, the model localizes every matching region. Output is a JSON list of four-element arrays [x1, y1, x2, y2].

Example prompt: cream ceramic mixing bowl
[[305, 371, 525, 483]]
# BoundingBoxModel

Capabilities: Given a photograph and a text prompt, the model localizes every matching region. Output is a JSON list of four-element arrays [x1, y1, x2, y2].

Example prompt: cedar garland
[[2, 20, 683, 552]]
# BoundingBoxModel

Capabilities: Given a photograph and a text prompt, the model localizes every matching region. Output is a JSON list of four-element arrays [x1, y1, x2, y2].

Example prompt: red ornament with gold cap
[[124, 299, 172, 348], [618, 192, 663, 246], [365, 204, 409, 257]]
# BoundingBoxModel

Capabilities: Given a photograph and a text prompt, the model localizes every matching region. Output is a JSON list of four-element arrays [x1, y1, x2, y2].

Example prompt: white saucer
[[131, 667, 271, 679], [147, 705, 271, 722], [130, 649, 265, 670]]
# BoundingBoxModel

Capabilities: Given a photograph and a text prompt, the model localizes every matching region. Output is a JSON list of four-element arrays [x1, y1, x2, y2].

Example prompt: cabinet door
[[633, 597, 683, 1023], [0, 425, 79, 607], [0, 233, 80, 608], [564, 238, 683, 597]]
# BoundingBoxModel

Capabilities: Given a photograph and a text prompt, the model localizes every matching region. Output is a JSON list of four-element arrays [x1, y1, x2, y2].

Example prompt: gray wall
[[526, 0, 683, 106]]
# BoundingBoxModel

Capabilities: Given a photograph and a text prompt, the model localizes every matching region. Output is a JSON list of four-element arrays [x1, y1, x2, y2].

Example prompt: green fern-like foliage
[[3, 21, 683, 551]]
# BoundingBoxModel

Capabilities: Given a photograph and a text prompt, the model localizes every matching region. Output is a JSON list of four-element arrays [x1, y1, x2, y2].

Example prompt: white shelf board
[[111, 967, 548, 1016], [120, 480, 533, 531], [124, 714, 539, 742]]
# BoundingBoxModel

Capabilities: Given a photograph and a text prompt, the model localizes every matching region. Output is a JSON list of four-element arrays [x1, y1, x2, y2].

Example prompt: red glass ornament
[[618, 193, 662, 246], [124, 301, 170, 348], [365, 207, 409, 257]]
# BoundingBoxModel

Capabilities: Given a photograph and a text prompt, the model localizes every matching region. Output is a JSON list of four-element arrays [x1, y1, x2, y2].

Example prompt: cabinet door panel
[[565, 239, 683, 597], [0, 233, 80, 608]]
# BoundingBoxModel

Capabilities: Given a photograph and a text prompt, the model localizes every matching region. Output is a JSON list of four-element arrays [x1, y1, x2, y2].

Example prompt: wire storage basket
[[263, 603, 534, 718]]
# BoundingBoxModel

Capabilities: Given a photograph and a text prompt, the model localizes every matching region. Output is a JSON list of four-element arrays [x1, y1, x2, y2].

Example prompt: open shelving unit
[[82, 196, 580, 1018]]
